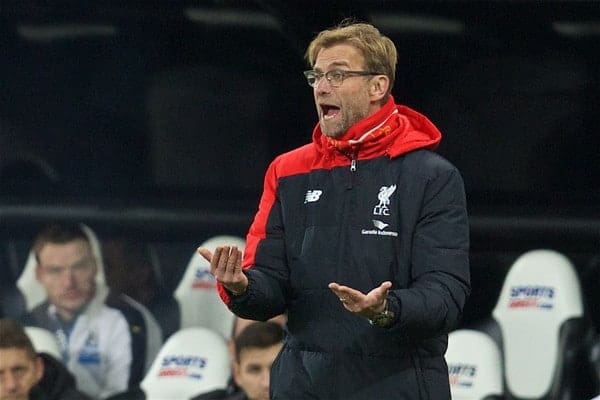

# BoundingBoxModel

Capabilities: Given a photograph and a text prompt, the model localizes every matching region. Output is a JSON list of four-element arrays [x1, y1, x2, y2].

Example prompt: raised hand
[[197, 245, 248, 296], [328, 281, 392, 319]]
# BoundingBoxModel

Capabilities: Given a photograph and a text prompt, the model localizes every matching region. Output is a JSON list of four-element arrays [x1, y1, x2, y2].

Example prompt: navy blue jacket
[[218, 98, 470, 399]]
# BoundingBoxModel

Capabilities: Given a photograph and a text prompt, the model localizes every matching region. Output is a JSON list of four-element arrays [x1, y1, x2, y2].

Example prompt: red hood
[[312, 96, 441, 160]]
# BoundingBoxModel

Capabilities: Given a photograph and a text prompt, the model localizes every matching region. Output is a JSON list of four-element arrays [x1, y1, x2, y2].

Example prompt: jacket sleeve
[[389, 167, 471, 338], [219, 158, 289, 321]]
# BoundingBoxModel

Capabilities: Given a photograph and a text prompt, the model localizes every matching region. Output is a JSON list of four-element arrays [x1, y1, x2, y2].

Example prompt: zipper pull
[[347, 158, 357, 190]]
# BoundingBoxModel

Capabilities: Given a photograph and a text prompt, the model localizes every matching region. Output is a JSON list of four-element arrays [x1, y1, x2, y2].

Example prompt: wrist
[[368, 298, 395, 328], [228, 286, 247, 296], [373, 299, 387, 315], [366, 299, 387, 320]]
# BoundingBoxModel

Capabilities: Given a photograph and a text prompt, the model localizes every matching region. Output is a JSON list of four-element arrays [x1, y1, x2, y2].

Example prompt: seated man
[[20, 223, 148, 399], [214, 321, 284, 400], [225, 315, 287, 397], [0, 318, 90, 400]]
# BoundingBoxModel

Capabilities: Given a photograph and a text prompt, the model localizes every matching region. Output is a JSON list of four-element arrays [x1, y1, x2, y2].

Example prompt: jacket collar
[[312, 96, 442, 160]]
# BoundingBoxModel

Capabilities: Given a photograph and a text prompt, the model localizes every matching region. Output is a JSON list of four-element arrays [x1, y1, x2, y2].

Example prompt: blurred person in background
[[204, 321, 284, 400], [199, 20, 470, 399], [225, 315, 286, 397], [20, 224, 146, 399], [0, 318, 90, 400], [228, 315, 287, 362]]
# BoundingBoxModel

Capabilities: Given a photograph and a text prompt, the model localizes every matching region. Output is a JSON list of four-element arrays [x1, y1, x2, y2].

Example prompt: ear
[[34, 355, 44, 383], [227, 340, 236, 364], [369, 75, 390, 102], [232, 361, 242, 386], [35, 264, 43, 282]]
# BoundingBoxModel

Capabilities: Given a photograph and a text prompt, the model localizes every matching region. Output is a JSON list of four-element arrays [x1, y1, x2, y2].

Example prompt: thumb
[[378, 281, 392, 296], [197, 247, 212, 262]]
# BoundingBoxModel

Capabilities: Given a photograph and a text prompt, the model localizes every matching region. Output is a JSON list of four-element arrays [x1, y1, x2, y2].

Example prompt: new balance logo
[[304, 190, 323, 203]]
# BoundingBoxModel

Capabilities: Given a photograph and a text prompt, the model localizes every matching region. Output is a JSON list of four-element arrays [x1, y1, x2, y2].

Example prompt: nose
[[260, 369, 270, 389], [3, 371, 19, 391], [61, 268, 77, 288]]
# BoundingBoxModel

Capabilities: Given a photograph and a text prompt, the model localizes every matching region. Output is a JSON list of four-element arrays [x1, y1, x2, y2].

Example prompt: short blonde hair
[[305, 20, 397, 100]]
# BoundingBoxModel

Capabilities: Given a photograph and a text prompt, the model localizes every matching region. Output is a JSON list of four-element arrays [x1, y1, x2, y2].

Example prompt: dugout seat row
[[446, 249, 599, 400], [9, 224, 242, 338], [7, 224, 243, 395], [24, 324, 230, 400]]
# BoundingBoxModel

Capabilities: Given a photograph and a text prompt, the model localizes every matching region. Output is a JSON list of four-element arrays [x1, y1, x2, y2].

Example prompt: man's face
[[228, 315, 287, 365], [312, 43, 373, 138], [0, 348, 43, 400], [35, 239, 97, 321], [233, 343, 283, 400]]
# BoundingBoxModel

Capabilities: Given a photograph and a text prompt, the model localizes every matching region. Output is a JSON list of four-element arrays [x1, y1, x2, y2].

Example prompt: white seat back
[[492, 249, 584, 398], [16, 224, 107, 310], [140, 327, 230, 399], [174, 235, 243, 338], [25, 326, 62, 360], [446, 329, 503, 400]]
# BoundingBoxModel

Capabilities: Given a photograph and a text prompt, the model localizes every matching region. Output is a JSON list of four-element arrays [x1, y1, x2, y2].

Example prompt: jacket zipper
[[347, 152, 357, 189]]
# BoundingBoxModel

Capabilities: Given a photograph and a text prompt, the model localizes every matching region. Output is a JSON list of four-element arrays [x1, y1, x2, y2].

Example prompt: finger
[[217, 246, 231, 275], [337, 286, 364, 300], [198, 246, 221, 276], [377, 281, 392, 298], [328, 282, 348, 298], [329, 283, 366, 306], [212, 246, 227, 276], [233, 248, 243, 273], [366, 284, 390, 301], [226, 246, 242, 277], [205, 247, 221, 277], [328, 282, 357, 294]]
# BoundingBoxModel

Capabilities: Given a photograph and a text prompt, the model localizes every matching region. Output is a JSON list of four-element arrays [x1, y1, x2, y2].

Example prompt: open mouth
[[320, 104, 340, 120]]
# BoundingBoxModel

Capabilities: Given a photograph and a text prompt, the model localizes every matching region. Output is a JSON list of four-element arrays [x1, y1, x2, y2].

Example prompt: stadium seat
[[492, 249, 593, 399], [24, 326, 62, 360], [173, 235, 243, 338], [140, 327, 230, 400], [446, 329, 503, 400]]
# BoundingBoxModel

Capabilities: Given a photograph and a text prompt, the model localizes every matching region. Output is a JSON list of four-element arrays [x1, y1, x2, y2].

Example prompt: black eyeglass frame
[[303, 69, 383, 88]]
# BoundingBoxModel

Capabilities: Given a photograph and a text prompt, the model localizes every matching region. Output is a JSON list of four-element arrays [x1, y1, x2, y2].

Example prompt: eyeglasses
[[303, 69, 382, 88]]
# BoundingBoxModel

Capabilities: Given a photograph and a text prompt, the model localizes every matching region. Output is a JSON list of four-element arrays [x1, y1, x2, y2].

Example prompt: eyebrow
[[41, 256, 94, 270], [73, 257, 94, 267], [314, 61, 351, 72]]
